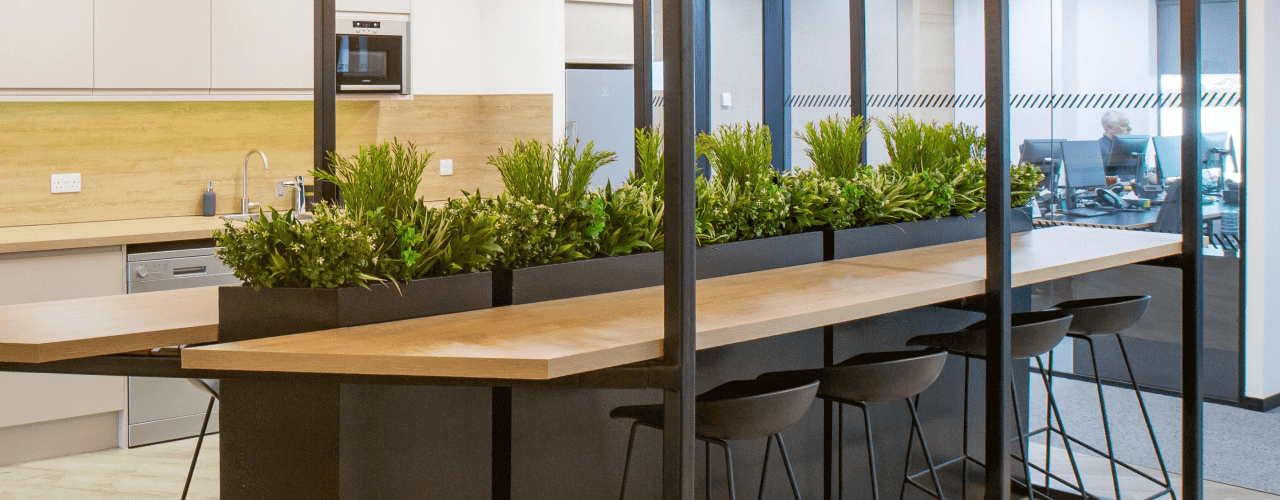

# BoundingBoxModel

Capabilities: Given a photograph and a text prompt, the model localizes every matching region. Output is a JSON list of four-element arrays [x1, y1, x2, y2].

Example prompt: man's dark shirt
[[1099, 135, 1114, 164]]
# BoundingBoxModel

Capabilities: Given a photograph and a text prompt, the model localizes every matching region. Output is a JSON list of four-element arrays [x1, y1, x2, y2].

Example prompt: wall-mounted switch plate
[[721, 92, 732, 107], [439, 159, 454, 176], [51, 173, 81, 193]]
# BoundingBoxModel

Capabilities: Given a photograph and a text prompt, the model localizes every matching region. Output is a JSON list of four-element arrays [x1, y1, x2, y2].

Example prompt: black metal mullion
[[662, 0, 698, 498], [983, 1, 1012, 499], [1235, 0, 1249, 409], [695, 0, 711, 177], [313, 0, 338, 204], [1179, 1, 1205, 500], [763, 0, 791, 172], [850, 0, 867, 163], [635, 0, 654, 176]]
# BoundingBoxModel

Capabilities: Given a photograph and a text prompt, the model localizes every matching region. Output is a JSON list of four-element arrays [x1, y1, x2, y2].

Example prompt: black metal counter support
[[634, 0, 654, 176], [1180, 1, 1205, 499], [763, 0, 791, 171], [983, 1, 1013, 499], [662, 0, 698, 498], [313, 0, 338, 204]]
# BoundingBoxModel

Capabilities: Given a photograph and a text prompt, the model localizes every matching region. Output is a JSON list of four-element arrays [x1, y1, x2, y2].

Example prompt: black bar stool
[[1045, 295, 1176, 500], [758, 348, 950, 500], [611, 378, 820, 500], [905, 310, 1092, 500]]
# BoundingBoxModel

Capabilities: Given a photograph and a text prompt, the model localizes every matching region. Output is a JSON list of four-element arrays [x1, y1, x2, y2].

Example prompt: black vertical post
[[850, 0, 868, 122], [763, 0, 791, 171], [662, 0, 698, 498], [491, 386, 512, 500], [1179, 1, 1205, 499], [983, 0, 1012, 499], [314, 0, 338, 203], [635, 0, 654, 176], [695, 0, 712, 176]]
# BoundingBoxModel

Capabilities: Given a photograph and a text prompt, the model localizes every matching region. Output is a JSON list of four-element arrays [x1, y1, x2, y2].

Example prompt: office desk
[[1035, 201, 1229, 231]]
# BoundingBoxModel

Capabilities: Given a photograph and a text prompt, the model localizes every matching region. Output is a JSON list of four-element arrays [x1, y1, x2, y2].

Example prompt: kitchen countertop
[[183, 226, 1182, 380], [0, 216, 232, 254]]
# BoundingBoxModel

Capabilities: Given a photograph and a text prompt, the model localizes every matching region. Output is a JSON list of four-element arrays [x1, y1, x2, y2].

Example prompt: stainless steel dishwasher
[[125, 241, 240, 447]]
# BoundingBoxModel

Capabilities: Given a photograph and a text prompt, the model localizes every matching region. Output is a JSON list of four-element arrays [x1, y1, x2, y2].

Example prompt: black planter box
[[825, 208, 1034, 260], [494, 231, 825, 306], [218, 271, 493, 342]]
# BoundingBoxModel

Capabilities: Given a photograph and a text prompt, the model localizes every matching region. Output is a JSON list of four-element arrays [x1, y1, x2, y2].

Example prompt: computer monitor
[[1152, 136, 1180, 182], [1019, 139, 1065, 165], [1200, 132, 1230, 165], [1106, 134, 1150, 169], [1062, 140, 1109, 207]]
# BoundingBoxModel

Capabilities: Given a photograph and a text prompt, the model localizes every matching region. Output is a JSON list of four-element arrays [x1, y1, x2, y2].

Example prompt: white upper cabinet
[[0, 0, 94, 89], [94, 0, 212, 89], [212, 0, 314, 91]]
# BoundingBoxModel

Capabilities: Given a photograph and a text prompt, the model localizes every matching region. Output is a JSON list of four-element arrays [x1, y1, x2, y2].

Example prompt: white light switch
[[51, 173, 81, 193], [439, 159, 454, 176], [721, 92, 732, 107]]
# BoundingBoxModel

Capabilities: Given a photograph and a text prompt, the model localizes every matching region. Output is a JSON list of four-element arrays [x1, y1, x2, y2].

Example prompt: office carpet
[[1029, 377, 1280, 495]]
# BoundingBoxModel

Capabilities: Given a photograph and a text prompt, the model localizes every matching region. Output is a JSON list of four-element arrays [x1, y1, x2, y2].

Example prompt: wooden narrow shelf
[[0, 287, 219, 363], [182, 226, 1181, 380]]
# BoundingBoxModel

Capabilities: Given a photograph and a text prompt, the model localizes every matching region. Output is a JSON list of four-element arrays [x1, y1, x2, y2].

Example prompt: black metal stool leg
[[898, 402, 917, 500], [855, 403, 879, 500], [719, 439, 737, 500], [1010, 376, 1040, 500], [906, 396, 946, 500], [1035, 355, 1087, 493], [181, 395, 216, 500], [776, 433, 804, 500], [839, 403, 845, 500], [618, 420, 642, 500], [1084, 336, 1125, 500], [1115, 335, 1177, 500], [707, 441, 713, 500], [758, 434, 774, 500]]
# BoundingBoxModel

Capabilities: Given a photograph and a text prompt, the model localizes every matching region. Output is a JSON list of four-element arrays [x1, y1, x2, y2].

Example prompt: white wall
[[410, 0, 566, 141], [956, 0, 1161, 163], [1244, 0, 1280, 399]]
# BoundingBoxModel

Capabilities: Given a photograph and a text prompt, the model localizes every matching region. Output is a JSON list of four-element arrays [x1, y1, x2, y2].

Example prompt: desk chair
[[182, 379, 219, 500], [612, 378, 820, 500]]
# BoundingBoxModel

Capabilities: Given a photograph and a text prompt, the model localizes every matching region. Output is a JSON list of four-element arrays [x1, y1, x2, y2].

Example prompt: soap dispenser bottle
[[203, 182, 219, 216]]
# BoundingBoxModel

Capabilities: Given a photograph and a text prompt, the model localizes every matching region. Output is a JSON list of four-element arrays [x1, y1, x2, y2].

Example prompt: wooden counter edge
[[181, 348, 558, 380], [0, 324, 218, 364]]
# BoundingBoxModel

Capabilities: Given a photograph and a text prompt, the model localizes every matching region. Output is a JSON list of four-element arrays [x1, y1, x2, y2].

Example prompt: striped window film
[[652, 92, 1241, 109]]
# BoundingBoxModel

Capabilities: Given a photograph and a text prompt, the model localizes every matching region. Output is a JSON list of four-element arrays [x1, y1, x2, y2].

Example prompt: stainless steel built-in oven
[[336, 16, 409, 94]]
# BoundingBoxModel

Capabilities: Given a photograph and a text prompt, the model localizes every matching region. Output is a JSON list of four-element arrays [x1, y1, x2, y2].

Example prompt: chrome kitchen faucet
[[241, 150, 269, 215]]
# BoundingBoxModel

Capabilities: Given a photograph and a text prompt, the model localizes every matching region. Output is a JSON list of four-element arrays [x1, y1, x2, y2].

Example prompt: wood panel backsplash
[[0, 95, 551, 227]]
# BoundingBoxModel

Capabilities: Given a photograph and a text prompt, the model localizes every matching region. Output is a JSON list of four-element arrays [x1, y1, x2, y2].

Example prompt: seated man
[[1098, 110, 1132, 161]]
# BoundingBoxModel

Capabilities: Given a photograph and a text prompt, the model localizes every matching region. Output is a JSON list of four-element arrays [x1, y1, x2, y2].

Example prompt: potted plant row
[[213, 115, 1044, 341]]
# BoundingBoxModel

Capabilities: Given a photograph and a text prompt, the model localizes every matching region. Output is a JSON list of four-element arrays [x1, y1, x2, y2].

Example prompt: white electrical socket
[[51, 173, 81, 193], [439, 159, 454, 176]]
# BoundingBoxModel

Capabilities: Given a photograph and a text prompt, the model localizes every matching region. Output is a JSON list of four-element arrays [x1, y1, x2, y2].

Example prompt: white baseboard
[[0, 411, 121, 467]]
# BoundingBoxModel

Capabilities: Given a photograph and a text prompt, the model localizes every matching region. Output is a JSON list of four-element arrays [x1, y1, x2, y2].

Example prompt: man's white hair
[[1101, 110, 1125, 129]]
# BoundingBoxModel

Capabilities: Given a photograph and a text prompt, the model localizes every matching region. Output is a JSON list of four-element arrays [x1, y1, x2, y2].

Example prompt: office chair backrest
[[1152, 136, 1181, 182], [1152, 180, 1182, 234]]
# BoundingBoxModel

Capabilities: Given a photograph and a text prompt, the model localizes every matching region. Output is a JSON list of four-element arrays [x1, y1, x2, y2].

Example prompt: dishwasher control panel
[[126, 246, 239, 293]]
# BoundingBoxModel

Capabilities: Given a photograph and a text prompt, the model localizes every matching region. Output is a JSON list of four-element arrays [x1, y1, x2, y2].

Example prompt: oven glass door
[[336, 34, 403, 92]]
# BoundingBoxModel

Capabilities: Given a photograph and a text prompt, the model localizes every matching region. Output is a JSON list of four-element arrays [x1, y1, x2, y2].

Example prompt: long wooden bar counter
[[0, 286, 218, 363], [182, 226, 1181, 379]]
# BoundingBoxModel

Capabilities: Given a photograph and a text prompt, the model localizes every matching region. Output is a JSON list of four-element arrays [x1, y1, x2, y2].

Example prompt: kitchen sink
[[221, 212, 314, 223]]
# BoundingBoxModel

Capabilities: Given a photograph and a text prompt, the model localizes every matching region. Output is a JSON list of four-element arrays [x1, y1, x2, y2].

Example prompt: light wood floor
[[0, 435, 1272, 499], [0, 435, 217, 500]]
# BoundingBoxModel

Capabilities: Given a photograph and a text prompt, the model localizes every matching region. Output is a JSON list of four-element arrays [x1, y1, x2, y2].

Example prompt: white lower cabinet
[[0, 246, 127, 465]]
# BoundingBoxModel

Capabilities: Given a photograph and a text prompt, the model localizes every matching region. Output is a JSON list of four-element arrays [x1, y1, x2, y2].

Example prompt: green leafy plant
[[694, 173, 790, 245], [632, 127, 665, 193], [313, 139, 431, 221], [1010, 163, 1045, 208], [779, 170, 860, 231], [214, 205, 380, 289], [797, 115, 869, 179], [697, 123, 774, 192], [591, 183, 664, 256], [488, 138, 617, 207]]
